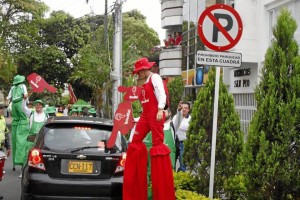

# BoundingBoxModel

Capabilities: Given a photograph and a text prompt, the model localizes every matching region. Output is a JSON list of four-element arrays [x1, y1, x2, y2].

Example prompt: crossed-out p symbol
[[198, 4, 243, 52]]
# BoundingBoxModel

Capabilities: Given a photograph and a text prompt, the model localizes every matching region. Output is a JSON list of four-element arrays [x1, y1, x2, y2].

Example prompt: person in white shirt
[[21, 99, 48, 177], [172, 101, 191, 172]]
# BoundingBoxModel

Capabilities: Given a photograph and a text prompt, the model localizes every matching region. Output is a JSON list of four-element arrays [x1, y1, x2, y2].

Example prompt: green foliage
[[71, 9, 159, 118], [16, 11, 91, 89], [0, 0, 48, 94], [0, 50, 16, 95], [167, 76, 184, 115], [173, 172, 215, 200], [184, 67, 244, 198], [224, 174, 247, 200], [175, 189, 210, 200], [122, 10, 160, 76], [241, 9, 300, 199], [173, 171, 197, 191]]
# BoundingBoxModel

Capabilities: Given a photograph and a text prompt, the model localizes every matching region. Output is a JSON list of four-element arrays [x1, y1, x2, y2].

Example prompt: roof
[[45, 116, 113, 126]]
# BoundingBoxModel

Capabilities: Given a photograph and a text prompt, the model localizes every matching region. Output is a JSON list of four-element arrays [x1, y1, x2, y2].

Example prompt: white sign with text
[[196, 50, 242, 68]]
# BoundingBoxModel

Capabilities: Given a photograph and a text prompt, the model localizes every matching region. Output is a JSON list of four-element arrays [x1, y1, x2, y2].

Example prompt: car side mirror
[[27, 135, 36, 142]]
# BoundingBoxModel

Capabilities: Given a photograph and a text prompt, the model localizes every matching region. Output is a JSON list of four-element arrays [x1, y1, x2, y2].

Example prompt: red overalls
[[123, 76, 175, 200]]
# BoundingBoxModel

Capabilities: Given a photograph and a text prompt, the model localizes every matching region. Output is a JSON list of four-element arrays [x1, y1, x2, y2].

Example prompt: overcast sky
[[42, 0, 165, 44]]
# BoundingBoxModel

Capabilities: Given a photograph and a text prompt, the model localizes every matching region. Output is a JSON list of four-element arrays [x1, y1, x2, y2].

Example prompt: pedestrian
[[0, 103, 11, 199], [172, 101, 191, 172], [167, 34, 175, 46], [88, 108, 97, 117], [174, 31, 182, 45], [77, 107, 84, 117], [0, 104, 11, 199], [21, 99, 48, 177], [123, 57, 175, 200], [163, 108, 177, 169], [56, 105, 64, 116], [69, 108, 78, 116], [45, 106, 57, 117], [6, 75, 29, 170], [63, 104, 71, 116]]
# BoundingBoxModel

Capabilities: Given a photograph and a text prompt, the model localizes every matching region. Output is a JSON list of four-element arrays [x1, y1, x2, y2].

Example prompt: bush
[[173, 171, 197, 191], [224, 174, 247, 200], [173, 172, 218, 200], [176, 189, 210, 200]]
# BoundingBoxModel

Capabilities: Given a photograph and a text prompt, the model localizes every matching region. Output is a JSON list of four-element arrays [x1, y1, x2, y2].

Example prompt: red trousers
[[123, 114, 175, 200]]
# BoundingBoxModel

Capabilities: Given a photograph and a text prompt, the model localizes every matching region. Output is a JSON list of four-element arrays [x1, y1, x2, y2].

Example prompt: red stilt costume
[[123, 57, 175, 200]]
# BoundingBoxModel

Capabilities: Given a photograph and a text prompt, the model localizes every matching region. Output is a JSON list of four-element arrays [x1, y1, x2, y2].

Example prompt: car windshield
[[43, 125, 124, 152]]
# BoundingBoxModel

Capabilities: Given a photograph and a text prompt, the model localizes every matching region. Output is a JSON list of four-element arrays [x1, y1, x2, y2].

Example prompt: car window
[[43, 126, 123, 152]]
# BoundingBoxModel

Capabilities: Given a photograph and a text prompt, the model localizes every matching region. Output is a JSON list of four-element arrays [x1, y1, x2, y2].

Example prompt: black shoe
[[0, 194, 3, 199]]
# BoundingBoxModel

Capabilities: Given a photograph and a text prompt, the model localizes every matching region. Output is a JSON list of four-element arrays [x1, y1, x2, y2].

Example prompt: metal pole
[[112, 0, 122, 117], [209, 67, 220, 199]]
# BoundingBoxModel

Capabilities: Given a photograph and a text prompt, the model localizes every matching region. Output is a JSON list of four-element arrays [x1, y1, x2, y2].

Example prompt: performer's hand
[[157, 109, 164, 121], [6, 149, 11, 157], [177, 101, 183, 111]]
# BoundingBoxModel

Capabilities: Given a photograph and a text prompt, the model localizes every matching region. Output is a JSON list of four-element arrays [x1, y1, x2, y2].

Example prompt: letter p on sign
[[198, 4, 243, 52]]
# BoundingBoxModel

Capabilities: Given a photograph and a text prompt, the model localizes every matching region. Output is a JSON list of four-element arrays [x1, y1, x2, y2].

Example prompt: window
[[43, 125, 123, 152]]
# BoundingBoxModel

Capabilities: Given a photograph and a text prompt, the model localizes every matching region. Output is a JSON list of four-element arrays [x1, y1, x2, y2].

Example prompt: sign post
[[197, 4, 243, 199]]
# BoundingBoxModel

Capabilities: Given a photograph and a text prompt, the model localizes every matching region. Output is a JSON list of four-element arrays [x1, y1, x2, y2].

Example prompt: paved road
[[0, 117, 22, 200]]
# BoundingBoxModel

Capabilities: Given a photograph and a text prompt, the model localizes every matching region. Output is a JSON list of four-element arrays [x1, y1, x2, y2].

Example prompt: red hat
[[132, 57, 156, 74]]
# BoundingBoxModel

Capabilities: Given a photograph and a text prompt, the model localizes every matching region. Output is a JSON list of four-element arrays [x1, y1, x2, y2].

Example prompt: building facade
[[159, 0, 300, 134]]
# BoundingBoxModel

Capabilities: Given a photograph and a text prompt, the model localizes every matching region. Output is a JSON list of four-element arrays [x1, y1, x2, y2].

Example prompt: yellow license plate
[[68, 161, 93, 174]]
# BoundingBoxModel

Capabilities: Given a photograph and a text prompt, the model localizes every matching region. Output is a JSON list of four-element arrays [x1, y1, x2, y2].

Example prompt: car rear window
[[42, 125, 124, 152]]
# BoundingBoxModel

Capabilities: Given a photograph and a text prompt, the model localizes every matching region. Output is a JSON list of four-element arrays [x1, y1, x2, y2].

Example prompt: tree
[[184, 68, 244, 198], [167, 76, 184, 115], [0, 0, 48, 95], [241, 9, 300, 199], [16, 11, 92, 89], [71, 10, 160, 118]]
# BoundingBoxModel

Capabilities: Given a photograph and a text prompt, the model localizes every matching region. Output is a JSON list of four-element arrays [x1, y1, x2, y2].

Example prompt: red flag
[[68, 83, 77, 104], [27, 73, 57, 93]]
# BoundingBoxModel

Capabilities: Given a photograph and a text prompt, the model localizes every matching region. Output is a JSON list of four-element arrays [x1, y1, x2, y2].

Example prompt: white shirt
[[145, 73, 166, 109], [172, 114, 191, 142], [22, 100, 47, 128], [7, 84, 28, 101]]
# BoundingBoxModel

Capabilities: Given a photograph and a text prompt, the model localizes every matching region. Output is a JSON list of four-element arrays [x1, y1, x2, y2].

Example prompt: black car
[[21, 116, 128, 200]]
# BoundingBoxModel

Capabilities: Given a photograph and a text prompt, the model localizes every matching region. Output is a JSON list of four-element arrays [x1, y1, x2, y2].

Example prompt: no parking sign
[[198, 4, 243, 51], [198, 4, 244, 199]]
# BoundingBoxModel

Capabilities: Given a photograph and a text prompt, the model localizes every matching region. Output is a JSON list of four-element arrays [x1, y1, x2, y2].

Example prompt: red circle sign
[[198, 4, 243, 52]]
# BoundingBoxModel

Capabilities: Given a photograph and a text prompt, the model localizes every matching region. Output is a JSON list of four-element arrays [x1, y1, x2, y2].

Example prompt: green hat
[[88, 108, 96, 114], [33, 99, 45, 107], [77, 107, 83, 112], [13, 75, 26, 85], [70, 108, 78, 114], [45, 106, 56, 114]]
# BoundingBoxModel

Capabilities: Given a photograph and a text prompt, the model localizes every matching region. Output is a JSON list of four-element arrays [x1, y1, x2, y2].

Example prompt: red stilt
[[123, 142, 148, 200], [150, 144, 175, 200]]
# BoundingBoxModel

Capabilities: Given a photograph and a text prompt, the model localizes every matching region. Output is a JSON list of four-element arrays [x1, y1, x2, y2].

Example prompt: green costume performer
[[7, 75, 29, 168], [23, 99, 48, 165]]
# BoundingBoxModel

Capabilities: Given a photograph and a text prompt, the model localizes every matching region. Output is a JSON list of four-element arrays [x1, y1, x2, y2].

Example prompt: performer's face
[[137, 69, 145, 78], [35, 103, 43, 113]]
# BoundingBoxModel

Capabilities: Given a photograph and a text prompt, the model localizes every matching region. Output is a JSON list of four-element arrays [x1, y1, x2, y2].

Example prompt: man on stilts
[[7, 75, 29, 171], [123, 57, 175, 200]]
